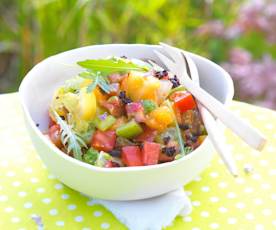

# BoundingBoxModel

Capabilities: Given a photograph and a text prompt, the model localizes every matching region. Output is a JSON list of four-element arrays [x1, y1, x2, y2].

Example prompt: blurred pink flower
[[195, 20, 225, 37], [229, 48, 252, 65], [223, 49, 276, 109], [232, 0, 276, 43]]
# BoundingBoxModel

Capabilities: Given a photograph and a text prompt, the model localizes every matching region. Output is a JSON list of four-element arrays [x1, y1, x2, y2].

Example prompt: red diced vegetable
[[91, 130, 116, 152], [135, 126, 157, 142], [103, 96, 124, 117], [48, 124, 63, 148], [173, 91, 196, 113], [142, 141, 161, 165], [125, 102, 146, 122], [122, 146, 143, 166]]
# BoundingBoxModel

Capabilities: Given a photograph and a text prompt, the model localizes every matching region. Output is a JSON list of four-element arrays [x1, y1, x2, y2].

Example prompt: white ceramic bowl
[[19, 44, 234, 200]]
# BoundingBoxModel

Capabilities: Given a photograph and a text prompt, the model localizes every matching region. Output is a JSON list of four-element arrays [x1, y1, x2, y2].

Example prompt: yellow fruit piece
[[123, 72, 160, 102], [145, 106, 174, 131], [78, 87, 97, 120]]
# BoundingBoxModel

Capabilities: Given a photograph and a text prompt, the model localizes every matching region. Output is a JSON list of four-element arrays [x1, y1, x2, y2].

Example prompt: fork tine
[[160, 42, 187, 74], [181, 52, 198, 83], [153, 50, 177, 73]]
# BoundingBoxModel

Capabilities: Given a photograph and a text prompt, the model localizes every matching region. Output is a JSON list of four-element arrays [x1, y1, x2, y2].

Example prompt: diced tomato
[[103, 96, 124, 117], [173, 91, 196, 113], [121, 146, 143, 166], [142, 141, 160, 165], [134, 126, 157, 142], [48, 124, 63, 148], [125, 102, 146, 122], [91, 130, 116, 152]]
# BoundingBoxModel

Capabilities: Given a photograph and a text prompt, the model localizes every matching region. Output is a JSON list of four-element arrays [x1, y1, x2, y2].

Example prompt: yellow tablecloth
[[0, 93, 275, 230]]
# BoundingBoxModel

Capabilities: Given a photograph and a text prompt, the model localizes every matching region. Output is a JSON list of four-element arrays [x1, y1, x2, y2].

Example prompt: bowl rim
[[19, 43, 234, 173]]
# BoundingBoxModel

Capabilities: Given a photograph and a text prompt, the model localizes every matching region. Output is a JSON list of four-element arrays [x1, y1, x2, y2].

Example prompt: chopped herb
[[83, 148, 99, 165], [142, 100, 157, 113], [52, 110, 87, 160], [79, 71, 112, 94]]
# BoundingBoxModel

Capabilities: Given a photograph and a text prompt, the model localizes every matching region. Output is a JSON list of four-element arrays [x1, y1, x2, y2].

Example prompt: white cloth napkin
[[91, 188, 192, 230]]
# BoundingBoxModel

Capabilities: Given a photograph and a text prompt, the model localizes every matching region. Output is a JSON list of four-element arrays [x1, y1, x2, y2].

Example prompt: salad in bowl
[[19, 44, 233, 200], [48, 56, 206, 168]]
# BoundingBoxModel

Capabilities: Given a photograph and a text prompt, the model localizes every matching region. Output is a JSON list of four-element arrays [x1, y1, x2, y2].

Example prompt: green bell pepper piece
[[94, 115, 116, 131], [116, 120, 143, 138]]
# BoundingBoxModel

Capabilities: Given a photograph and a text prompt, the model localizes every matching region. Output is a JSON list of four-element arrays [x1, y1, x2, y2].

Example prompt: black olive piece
[[163, 136, 171, 145], [118, 91, 132, 104], [109, 149, 121, 157], [154, 70, 168, 79], [169, 75, 180, 88], [191, 136, 198, 143], [161, 146, 176, 157], [179, 124, 189, 130]]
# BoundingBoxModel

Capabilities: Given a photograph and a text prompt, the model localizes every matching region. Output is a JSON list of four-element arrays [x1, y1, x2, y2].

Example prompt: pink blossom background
[[196, 0, 276, 109]]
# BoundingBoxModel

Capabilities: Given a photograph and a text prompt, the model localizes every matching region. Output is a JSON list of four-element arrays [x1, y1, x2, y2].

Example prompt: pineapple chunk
[[122, 72, 160, 102], [78, 87, 97, 120], [145, 106, 174, 131]]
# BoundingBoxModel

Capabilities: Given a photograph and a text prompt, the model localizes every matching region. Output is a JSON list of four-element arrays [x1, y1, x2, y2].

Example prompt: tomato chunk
[[142, 141, 161, 165], [122, 146, 143, 166], [48, 124, 63, 148], [91, 130, 116, 152], [173, 91, 196, 113]]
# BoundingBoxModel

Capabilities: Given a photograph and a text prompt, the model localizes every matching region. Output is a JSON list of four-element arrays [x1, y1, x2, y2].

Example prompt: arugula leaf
[[52, 110, 87, 160], [77, 57, 149, 75], [86, 74, 99, 93], [79, 71, 112, 93]]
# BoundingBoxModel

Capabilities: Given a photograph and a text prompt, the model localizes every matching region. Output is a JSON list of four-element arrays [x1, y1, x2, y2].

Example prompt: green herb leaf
[[165, 100, 186, 156], [79, 71, 112, 93], [86, 74, 99, 93], [52, 110, 87, 160], [77, 57, 149, 75], [83, 148, 99, 165], [142, 100, 157, 113]]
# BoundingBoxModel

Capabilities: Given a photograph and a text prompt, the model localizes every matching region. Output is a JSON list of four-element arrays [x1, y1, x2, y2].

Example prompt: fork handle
[[199, 104, 238, 176], [182, 77, 266, 150]]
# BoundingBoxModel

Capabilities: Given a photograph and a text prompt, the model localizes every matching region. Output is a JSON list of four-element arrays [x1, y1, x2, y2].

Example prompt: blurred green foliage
[[0, 0, 242, 92]]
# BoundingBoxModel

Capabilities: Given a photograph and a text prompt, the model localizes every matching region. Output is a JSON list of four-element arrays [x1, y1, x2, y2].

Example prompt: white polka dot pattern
[[0, 94, 275, 229]]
